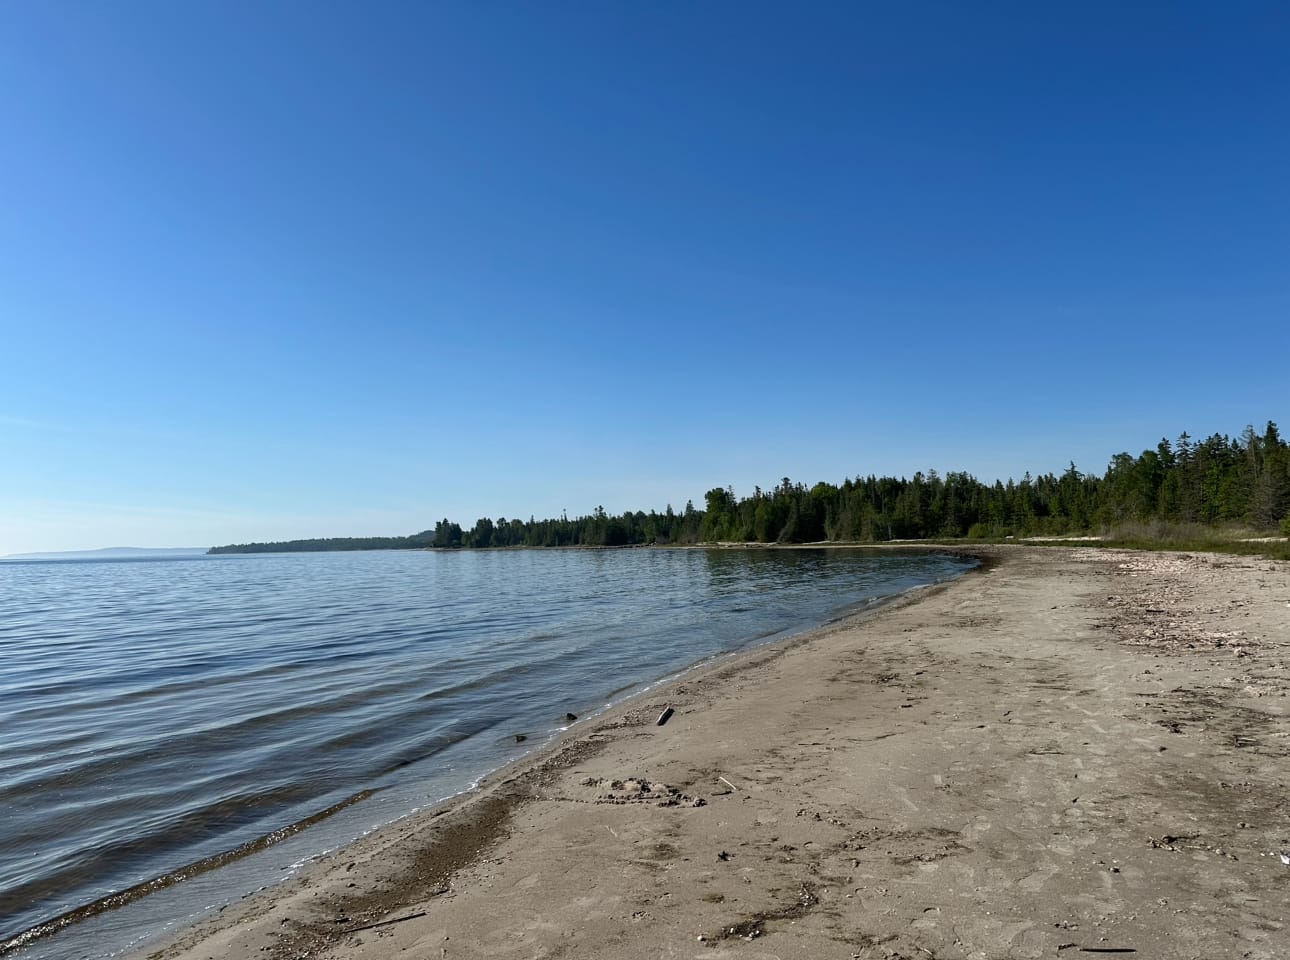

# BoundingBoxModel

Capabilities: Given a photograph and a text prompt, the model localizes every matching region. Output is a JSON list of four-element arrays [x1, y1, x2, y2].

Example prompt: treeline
[[208, 533, 436, 554], [422, 505, 702, 549], [208, 421, 1290, 553]]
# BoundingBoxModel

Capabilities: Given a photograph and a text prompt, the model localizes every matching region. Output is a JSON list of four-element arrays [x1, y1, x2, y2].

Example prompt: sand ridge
[[139, 547, 1290, 960]]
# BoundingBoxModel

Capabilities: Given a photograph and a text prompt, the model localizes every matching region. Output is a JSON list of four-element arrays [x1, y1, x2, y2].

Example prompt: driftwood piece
[[347, 910, 428, 934], [656, 706, 675, 726]]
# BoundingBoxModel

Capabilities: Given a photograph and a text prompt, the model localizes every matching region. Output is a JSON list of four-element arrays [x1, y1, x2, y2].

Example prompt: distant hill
[[1, 546, 209, 561]]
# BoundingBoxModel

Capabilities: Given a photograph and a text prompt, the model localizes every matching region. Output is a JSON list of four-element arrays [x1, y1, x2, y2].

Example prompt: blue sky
[[1, 1, 1286, 553]]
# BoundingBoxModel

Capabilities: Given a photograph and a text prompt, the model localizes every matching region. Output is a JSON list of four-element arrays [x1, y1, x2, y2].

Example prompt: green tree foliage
[[208, 531, 437, 553], [429, 519, 460, 547], [209, 421, 1290, 553]]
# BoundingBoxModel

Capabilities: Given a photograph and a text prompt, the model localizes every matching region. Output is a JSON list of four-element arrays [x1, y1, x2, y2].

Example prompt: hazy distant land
[[1, 547, 209, 561]]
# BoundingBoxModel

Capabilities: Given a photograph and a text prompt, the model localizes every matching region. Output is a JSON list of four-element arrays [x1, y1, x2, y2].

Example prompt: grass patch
[[960, 521, 1290, 561], [1091, 537, 1286, 561]]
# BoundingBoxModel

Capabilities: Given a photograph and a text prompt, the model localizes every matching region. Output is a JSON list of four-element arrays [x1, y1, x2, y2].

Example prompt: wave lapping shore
[[140, 546, 1289, 960]]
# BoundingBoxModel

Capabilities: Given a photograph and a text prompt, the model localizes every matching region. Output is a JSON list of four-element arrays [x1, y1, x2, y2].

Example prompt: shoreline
[[7, 547, 972, 959], [110, 553, 977, 959], [119, 546, 1290, 958]]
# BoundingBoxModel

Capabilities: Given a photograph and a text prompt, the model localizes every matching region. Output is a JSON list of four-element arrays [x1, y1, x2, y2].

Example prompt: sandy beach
[[138, 546, 1289, 960]]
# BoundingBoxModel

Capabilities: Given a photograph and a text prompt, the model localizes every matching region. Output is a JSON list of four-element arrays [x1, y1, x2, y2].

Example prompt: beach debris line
[[701, 883, 818, 944], [656, 705, 675, 726]]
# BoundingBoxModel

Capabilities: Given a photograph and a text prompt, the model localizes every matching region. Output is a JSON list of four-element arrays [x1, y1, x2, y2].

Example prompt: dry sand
[[138, 546, 1290, 960]]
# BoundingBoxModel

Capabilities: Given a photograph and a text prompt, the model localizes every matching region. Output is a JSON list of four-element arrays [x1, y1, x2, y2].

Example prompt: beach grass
[[965, 522, 1290, 561]]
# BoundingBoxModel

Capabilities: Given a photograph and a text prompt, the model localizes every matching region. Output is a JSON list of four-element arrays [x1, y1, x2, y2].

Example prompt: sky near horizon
[[1, 1, 1287, 554]]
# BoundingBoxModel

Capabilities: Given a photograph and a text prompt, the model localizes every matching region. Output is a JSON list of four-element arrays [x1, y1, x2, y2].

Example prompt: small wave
[[0, 789, 374, 954]]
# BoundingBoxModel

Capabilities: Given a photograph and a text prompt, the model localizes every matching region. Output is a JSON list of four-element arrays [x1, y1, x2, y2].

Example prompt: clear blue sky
[[1, 1, 1286, 553]]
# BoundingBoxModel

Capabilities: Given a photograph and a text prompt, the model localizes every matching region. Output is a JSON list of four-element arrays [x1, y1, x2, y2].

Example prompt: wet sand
[[138, 546, 1289, 960]]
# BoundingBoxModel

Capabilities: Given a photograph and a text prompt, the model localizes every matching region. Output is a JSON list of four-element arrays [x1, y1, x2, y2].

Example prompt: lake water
[[0, 547, 974, 957]]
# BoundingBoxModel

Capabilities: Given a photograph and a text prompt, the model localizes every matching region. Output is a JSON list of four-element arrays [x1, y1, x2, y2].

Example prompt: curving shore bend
[[138, 546, 1289, 960]]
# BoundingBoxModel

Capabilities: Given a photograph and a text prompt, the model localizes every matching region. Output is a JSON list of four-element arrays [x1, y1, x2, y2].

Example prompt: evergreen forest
[[208, 422, 1290, 554]]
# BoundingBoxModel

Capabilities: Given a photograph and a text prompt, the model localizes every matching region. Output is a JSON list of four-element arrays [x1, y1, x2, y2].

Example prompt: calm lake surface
[[0, 547, 974, 957]]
